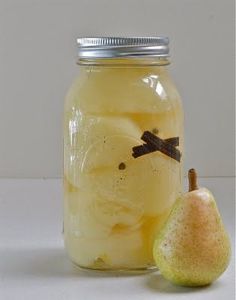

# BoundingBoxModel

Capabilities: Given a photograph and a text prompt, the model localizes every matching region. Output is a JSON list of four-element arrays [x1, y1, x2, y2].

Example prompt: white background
[[0, 0, 234, 178]]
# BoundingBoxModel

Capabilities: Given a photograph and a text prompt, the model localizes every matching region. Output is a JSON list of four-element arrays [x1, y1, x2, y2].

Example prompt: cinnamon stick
[[132, 131, 181, 162], [164, 137, 179, 147]]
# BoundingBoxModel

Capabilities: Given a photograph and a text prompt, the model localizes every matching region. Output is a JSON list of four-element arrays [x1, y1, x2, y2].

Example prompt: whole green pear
[[153, 168, 231, 287]]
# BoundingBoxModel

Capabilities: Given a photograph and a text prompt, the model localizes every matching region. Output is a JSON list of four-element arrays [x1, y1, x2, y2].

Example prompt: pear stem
[[188, 168, 198, 192]]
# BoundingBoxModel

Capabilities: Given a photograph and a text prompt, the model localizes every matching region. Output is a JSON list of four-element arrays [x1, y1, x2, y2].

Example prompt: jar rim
[[76, 37, 169, 59]]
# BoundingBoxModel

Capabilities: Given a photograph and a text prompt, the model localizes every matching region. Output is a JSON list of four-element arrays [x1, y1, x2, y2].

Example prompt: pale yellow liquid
[[64, 62, 183, 270]]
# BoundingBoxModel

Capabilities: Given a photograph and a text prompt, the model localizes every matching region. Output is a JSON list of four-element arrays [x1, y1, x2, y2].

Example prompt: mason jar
[[64, 37, 184, 271]]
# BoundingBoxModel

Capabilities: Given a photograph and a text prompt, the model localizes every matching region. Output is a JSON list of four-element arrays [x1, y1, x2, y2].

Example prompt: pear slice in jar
[[141, 155, 181, 215], [82, 134, 178, 220], [64, 183, 143, 240], [88, 153, 180, 217], [68, 67, 181, 114], [64, 183, 141, 241], [81, 135, 140, 173], [130, 109, 182, 137], [66, 228, 150, 269], [85, 192, 143, 231], [65, 209, 173, 269], [64, 113, 142, 150], [64, 114, 142, 188], [64, 187, 112, 239], [80, 135, 145, 230]]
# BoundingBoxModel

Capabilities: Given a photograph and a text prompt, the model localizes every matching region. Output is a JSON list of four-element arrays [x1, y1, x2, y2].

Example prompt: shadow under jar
[[64, 37, 184, 271]]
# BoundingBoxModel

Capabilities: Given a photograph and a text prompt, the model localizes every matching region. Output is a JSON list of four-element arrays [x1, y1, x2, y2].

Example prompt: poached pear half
[[153, 168, 231, 287]]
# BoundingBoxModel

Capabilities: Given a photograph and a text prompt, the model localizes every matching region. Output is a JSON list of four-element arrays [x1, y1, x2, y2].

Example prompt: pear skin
[[153, 169, 231, 287]]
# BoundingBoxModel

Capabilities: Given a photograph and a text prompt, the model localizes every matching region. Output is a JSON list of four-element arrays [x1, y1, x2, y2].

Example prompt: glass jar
[[64, 37, 184, 271]]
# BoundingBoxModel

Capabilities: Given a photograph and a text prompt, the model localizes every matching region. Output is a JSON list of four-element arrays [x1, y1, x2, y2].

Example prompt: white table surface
[[0, 178, 234, 300]]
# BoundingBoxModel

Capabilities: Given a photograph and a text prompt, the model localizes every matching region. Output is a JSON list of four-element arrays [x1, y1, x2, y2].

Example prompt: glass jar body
[[64, 59, 184, 271]]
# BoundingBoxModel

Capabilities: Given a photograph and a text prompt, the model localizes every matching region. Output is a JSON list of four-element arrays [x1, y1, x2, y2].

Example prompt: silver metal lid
[[76, 37, 169, 59]]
